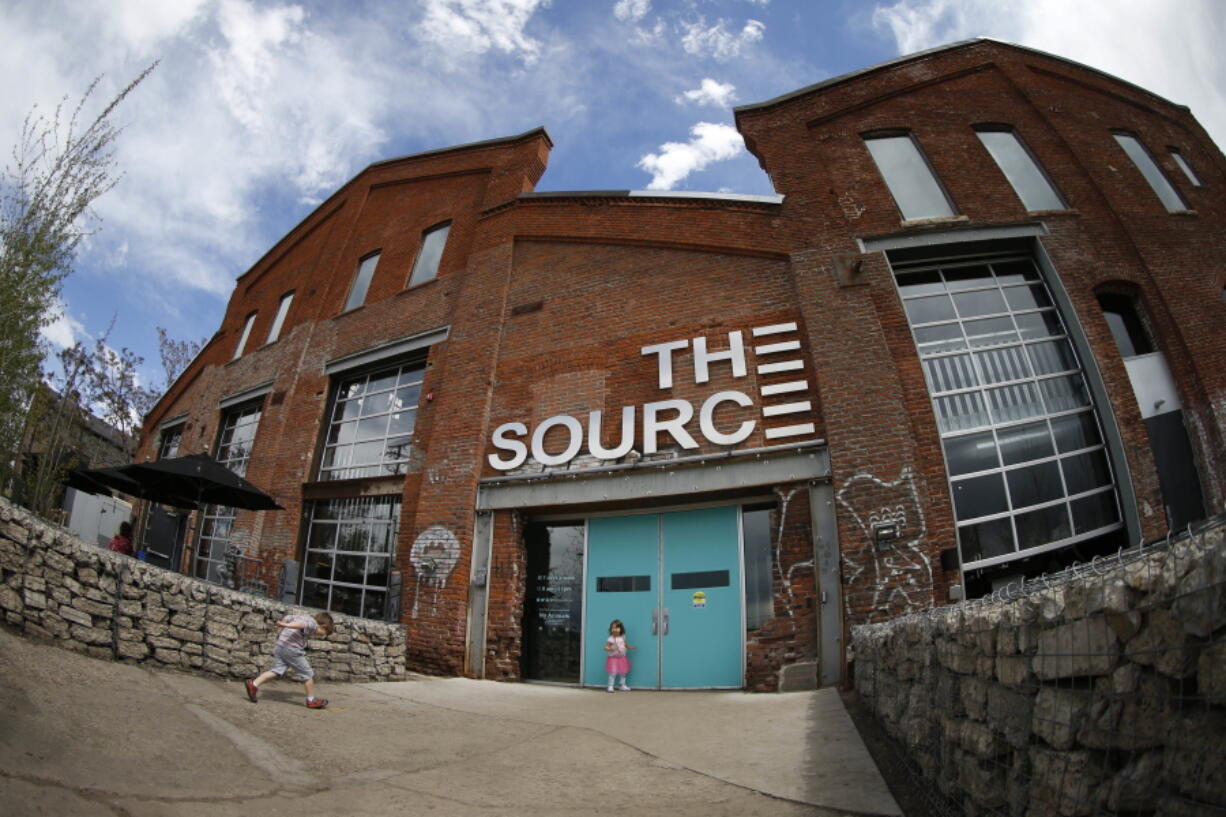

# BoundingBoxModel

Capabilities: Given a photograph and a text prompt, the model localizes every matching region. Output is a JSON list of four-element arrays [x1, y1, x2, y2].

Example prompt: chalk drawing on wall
[[836, 466, 932, 614]]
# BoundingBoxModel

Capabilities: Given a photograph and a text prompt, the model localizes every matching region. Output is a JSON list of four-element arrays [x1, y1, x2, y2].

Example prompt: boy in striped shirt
[[245, 612, 334, 708]]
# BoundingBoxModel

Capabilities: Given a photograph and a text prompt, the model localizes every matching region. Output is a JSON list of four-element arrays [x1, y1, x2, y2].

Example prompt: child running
[[245, 611, 334, 708], [603, 618, 636, 692]]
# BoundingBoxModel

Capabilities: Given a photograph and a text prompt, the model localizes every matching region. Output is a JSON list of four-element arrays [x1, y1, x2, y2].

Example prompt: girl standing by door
[[604, 619, 635, 692]]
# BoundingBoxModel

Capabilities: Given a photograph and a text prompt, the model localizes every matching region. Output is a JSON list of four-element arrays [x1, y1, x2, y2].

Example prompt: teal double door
[[584, 506, 743, 689]]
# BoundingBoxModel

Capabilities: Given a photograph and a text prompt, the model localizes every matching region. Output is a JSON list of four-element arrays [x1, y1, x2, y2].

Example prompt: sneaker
[[606, 686, 614, 693], [619, 685, 631, 692], [244, 679, 259, 703], [306, 698, 329, 709]]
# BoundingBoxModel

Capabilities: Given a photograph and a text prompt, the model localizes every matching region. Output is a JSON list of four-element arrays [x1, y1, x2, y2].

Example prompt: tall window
[[1113, 133, 1187, 212], [408, 222, 451, 287], [894, 255, 1122, 569], [344, 252, 380, 312], [301, 495, 400, 619], [976, 128, 1066, 211], [266, 292, 294, 344], [1169, 150, 1204, 188], [233, 312, 257, 360], [864, 133, 956, 221], [157, 424, 183, 459], [195, 402, 262, 583], [319, 360, 424, 481]]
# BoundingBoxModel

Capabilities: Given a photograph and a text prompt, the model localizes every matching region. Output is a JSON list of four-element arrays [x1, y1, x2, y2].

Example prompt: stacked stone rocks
[[0, 498, 408, 683], [851, 519, 1225, 817]]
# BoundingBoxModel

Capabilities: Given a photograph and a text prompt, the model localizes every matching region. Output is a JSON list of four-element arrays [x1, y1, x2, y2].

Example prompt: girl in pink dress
[[603, 619, 635, 692]]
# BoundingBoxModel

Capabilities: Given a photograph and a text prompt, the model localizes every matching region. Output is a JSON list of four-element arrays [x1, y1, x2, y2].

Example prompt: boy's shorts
[[270, 643, 314, 680]]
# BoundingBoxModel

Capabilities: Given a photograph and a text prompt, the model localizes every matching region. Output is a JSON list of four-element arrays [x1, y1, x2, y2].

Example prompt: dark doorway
[[520, 521, 584, 683]]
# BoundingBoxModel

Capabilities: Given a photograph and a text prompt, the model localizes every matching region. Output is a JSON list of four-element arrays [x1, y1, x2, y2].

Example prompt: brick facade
[[136, 40, 1225, 690]]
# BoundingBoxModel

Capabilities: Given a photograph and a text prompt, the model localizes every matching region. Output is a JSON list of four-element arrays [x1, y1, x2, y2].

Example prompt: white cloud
[[678, 78, 738, 107], [613, 0, 650, 24], [419, 0, 551, 64], [871, 0, 1226, 152], [637, 121, 745, 190], [41, 301, 86, 350], [680, 17, 765, 61]]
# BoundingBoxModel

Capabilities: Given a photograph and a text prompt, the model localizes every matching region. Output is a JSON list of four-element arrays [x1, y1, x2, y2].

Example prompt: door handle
[[662, 608, 670, 636], [651, 607, 659, 635]]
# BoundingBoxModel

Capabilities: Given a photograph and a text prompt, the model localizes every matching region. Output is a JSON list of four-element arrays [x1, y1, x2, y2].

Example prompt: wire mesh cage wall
[[850, 515, 1225, 817]]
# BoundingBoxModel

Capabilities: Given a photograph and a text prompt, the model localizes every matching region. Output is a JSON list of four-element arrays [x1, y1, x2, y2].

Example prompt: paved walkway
[[0, 627, 900, 816]]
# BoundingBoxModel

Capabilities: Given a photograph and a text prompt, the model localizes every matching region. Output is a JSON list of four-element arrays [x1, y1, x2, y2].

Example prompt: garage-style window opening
[[975, 128, 1066, 211], [1113, 133, 1187, 212], [893, 255, 1123, 570], [864, 133, 956, 221], [319, 360, 425, 481], [195, 401, 262, 583], [233, 312, 257, 360], [266, 292, 294, 344], [408, 222, 451, 287], [344, 252, 380, 312], [301, 495, 400, 619]]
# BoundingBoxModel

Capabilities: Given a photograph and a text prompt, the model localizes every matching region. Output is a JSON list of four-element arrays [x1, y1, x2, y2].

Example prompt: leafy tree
[[88, 329, 157, 445], [0, 64, 154, 495], [156, 326, 206, 394]]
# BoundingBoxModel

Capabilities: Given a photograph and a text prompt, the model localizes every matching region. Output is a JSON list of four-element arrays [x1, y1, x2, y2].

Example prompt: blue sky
[[3, 0, 1224, 404]]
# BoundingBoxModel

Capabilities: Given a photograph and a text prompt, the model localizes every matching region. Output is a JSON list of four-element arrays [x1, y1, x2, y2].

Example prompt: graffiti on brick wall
[[836, 466, 932, 614], [409, 526, 460, 619], [773, 486, 814, 617]]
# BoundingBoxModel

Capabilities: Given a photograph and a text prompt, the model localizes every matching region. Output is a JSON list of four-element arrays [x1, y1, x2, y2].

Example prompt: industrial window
[[1169, 149, 1204, 188], [344, 252, 380, 312], [266, 292, 294, 344], [318, 360, 425, 481], [408, 222, 451, 287], [300, 495, 399, 619], [194, 401, 262, 584], [894, 255, 1123, 570], [233, 312, 257, 360], [864, 133, 956, 221], [742, 503, 773, 630], [975, 128, 1066, 211], [1112, 133, 1187, 212], [157, 424, 183, 460]]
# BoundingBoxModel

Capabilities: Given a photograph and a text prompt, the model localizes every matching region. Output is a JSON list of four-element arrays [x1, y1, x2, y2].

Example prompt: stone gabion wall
[[0, 498, 408, 682], [851, 519, 1225, 817]]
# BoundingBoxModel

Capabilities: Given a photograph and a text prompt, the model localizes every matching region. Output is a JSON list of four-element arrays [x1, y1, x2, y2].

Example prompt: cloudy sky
[[4, 0, 1223, 400]]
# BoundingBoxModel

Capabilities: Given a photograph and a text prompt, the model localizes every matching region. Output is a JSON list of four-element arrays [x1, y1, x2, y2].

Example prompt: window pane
[[362, 590, 387, 620], [924, 354, 979, 393], [991, 260, 1039, 284], [987, 382, 1043, 423], [1098, 295, 1154, 358], [943, 265, 992, 290], [1038, 375, 1090, 413], [267, 293, 293, 344], [1003, 284, 1052, 311], [1015, 311, 1063, 340], [335, 555, 366, 585], [960, 518, 1015, 562], [356, 416, 389, 441], [1051, 412, 1101, 453], [944, 432, 1000, 476], [965, 317, 1018, 348], [976, 345, 1032, 384], [1015, 504, 1071, 550], [977, 130, 1065, 211], [914, 323, 966, 354], [408, 223, 451, 287], [865, 135, 955, 220], [1114, 134, 1187, 211], [300, 580, 330, 610], [935, 392, 990, 433], [387, 411, 416, 437], [1071, 492, 1119, 534], [998, 421, 1055, 465], [952, 288, 1008, 319], [1007, 461, 1063, 508], [345, 253, 380, 311], [904, 294, 956, 325], [233, 313, 256, 360], [897, 270, 945, 296], [308, 522, 336, 550], [1027, 339, 1077, 375], [1169, 150, 1203, 187], [328, 420, 357, 446], [952, 473, 1008, 521], [305, 551, 333, 581], [1062, 450, 1112, 495]]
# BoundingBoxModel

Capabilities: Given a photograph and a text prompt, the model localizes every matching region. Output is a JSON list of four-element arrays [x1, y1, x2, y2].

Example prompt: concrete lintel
[[857, 222, 1047, 254], [477, 449, 830, 511]]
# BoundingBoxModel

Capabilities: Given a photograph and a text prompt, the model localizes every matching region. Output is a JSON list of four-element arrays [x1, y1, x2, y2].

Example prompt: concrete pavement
[[0, 626, 901, 816]]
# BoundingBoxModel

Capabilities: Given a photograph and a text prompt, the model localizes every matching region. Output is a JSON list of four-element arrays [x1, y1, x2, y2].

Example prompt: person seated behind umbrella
[[108, 521, 134, 556]]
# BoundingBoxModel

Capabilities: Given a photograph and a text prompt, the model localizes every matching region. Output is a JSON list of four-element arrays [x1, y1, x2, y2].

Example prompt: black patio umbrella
[[121, 453, 282, 511], [75, 464, 201, 509]]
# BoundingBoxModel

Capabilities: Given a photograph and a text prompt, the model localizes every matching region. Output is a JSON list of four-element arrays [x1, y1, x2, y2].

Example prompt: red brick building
[[137, 39, 1225, 691]]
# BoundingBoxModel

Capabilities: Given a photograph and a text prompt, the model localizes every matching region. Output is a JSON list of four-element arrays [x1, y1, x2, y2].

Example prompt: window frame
[[1112, 132, 1188, 212], [974, 125, 1067, 212], [407, 221, 452, 288], [300, 495, 400, 620], [265, 291, 294, 345], [233, 312, 257, 360], [194, 400, 263, 585], [317, 357, 427, 482], [344, 251, 381, 312], [863, 131, 958, 222]]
